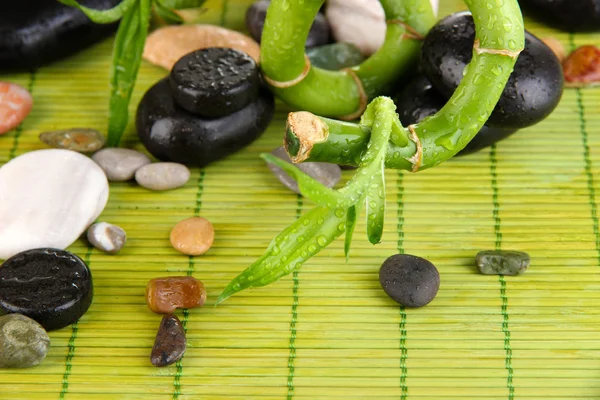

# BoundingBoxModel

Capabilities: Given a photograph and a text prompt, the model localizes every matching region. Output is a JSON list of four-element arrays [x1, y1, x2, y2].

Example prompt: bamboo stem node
[[263, 54, 311, 88], [338, 68, 368, 121], [406, 125, 423, 172], [474, 39, 522, 58]]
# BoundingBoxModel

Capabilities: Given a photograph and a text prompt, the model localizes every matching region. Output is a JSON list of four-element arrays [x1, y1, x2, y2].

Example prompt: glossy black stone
[[421, 12, 563, 129], [0, 248, 93, 331], [169, 48, 260, 118], [519, 0, 600, 32], [379, 254, 440, 308], [245, 0, 330, 47], [393, 75, 518, 155], [137, 78, 274, 167], [0, 0, 120, 71]]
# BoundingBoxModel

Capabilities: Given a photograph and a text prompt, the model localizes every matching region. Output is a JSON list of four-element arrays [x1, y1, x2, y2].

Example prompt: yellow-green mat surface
[[1, 0, 600, 398]]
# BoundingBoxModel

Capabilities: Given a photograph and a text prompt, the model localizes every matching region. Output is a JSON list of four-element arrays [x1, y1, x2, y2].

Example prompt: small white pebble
[[135, 162, 191, 191], [87, 222, 126, 254]]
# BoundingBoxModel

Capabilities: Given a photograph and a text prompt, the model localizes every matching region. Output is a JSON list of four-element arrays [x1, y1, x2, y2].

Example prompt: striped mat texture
[[1, 0, 599, 398]]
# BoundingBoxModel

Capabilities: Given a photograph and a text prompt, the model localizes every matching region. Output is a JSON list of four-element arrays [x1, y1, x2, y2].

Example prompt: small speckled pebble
[[92, 148, 151, 181], [135, 162, 190, 191], [0, 314, 50, 369], [87, 222, 126, 254], [151, 314, 186, 367], [379, 254, 440, 308], [39, 128, 106, 153], [267, 147, 341, 195], [170, 217, 215, 256], [475, 250, 530, 276]]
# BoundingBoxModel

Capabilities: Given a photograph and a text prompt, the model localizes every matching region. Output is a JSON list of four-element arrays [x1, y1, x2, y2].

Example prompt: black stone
[[151, 314, 186, 367], [421, 12, 563, 130], [393, 75, 519, 155], [519, 0, 600, 32], [245, 0, 330, 47], [379, 254, 440, 308], [137, 78, 274, 167], [0, 0, 120, 71], [169, 48, 260, 118], [0, 248, 93, 331]]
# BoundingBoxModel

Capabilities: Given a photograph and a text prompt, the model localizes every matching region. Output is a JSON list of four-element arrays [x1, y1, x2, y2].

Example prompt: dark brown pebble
[[150, 314, 186, 367], [379, 254, 440, 308]]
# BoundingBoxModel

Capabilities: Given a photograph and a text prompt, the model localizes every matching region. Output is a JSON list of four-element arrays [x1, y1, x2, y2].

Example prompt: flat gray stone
[[92, 148, 151, 181], [266, 147, 341, 195], [0, 314, 50, 369], [135, 162, 190, 191], [39, 128, 105, 153], [476, 250, 530, 275]]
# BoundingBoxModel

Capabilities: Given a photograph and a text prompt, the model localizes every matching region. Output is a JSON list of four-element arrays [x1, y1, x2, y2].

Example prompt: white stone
[[0, 149, 109, 260], [326, 0, 439, 56], [87, 222, 126, 254]]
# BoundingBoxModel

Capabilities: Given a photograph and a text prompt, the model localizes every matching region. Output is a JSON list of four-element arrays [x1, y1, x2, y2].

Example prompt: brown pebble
[[563, 45, 600, 88], [146, 276, 207, 314], [143, 24, 260, 71], [39, 128, 106, 153], [541, 37, 566, 62], [151, 314, 186, 367], [170, 217, 215, 256]]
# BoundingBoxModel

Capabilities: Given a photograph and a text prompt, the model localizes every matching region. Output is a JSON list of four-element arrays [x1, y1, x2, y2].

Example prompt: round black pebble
[[137, 78, 274, 167], [393, 75, 518, 156], [245, 0, 330, 47], [379, 254, 440, 308], [421, 12, 563, 130], [0, 248, 93, 331], [519, 0, 600, 32], [169, 47, 260, 118]]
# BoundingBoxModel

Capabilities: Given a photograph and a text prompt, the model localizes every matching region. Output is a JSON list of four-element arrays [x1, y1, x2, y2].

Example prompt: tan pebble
[[146, 276, 207, 314], [542, 36, 566, 62], [0, 82, 33, 135], [170, 217, 214, 256], [143, 24, 260, 71]]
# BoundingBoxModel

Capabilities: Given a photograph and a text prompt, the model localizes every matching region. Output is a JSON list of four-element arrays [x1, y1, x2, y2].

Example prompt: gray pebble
[[476, 250, 530, 275], [92, 148, 151, 181], [87, 222, 127, 254], [266, 146, 341, 194], [0, 314, 50, 369], [379, 254, 440, 308], [39, 128, 106, 153], [135, 162, 190, 191]]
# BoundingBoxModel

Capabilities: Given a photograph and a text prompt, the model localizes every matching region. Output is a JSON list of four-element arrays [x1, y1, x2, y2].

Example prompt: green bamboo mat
[[1, 0, 600, 398]]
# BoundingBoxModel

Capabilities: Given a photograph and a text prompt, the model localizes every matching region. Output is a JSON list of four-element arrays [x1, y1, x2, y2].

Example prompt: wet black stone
[[0, 248, 93, 331], [245, 0, 330, 47], [393, 75, 519, 155], [0, 0, 120, 71], [151, 314, 186, 367], [379, 254, 440, 308], [137, 78, 274, 167], [421, 12, 564, 130], [169, 48, 260, 118], [519, 0, 600, 32]]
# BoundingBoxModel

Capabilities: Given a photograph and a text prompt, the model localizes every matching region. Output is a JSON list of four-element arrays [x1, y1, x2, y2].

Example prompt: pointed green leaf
[[366, 159, 385, 244], [158, 0, 207, 9], [261, 153, 349, 208], [154, 1, 184, 24], [344, 205, 357, 260], [58, 0, 137, 23]]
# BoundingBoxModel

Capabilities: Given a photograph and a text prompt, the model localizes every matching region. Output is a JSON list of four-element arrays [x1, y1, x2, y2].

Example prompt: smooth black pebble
[[379, 254, 440, 308], [169, 48, 260, 118], [245, 0, 330, 47], [393, 75, 518, 155], [421, 12, 563, 130], [0, 0, 120, 71], [519, 0, 600, 32], [137, 78, 274, 167], [0, 248, 93, 331], [151, 314, 186, 367]]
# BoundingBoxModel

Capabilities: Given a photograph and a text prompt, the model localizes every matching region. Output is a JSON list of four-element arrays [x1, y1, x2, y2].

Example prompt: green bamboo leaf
[[154, 1, 184, 24], [158, 0, 207, 9], [106, 0, 150, 147], [261, 153, 349, 208], [344, 205, 357, 260], [217, 206, 344, 304], [366, 159, 385, 244], [58, 0, 137, 23]]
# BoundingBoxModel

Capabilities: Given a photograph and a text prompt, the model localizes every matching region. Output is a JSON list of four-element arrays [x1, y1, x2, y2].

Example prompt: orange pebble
[[146, 276, 207, 314], [170, 216, 215, 256], [563, 45, 600, 87], [0, 82, 33, 135]]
